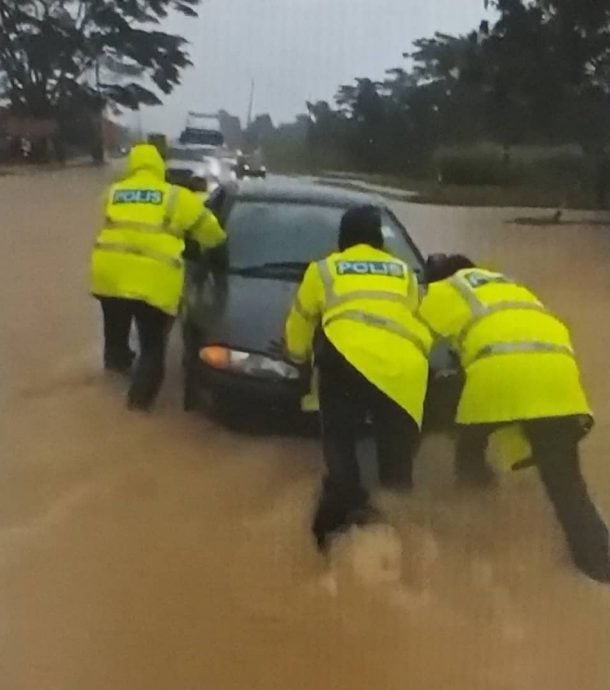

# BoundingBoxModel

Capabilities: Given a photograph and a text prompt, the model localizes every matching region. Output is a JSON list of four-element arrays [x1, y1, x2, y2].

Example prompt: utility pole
[[246, 78, 255, 129]]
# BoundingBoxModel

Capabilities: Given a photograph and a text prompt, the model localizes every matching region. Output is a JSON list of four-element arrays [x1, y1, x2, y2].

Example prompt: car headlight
[[200, 346, 300, 380]]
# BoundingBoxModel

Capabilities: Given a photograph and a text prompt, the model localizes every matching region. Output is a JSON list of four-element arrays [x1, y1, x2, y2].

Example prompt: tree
[[410, 32, 487, 146], [218, 109, 242, 149], [484, 0, 610, 148], [267, 0, 610, 189], [263, 115, 311, 172], [0, 0, 201, 160], [336, 78, 388, 170], [306, 99, 354, 169], [244, 114, 275, 150]]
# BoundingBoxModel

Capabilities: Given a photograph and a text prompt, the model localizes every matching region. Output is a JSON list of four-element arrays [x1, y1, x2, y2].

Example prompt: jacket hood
[[127, 144, 165, 179]]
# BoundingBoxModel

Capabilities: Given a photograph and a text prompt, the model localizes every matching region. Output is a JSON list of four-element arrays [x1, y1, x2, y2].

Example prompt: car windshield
[[224, 200, 423, 273], [167, 146, 216, 161], [179, 128, 224, 146]]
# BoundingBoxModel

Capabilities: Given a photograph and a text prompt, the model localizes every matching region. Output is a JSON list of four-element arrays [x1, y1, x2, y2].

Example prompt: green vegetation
[[0, 0, 201, 162], [435, 146, 515, 187], [259, 1, 610, 209], [323, 144, 603, 209]]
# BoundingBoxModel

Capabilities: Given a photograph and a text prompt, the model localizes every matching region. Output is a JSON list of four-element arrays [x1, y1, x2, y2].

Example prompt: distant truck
[[179, 112, 224, 147], [147, 132, 168, 159]]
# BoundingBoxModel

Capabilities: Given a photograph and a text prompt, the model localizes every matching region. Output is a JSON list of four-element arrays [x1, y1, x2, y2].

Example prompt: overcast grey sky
[[136, 0, 490, 134]]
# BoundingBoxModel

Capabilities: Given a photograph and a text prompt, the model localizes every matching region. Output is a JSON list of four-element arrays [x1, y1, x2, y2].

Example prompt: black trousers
[[457, 418, 610, 582], [99, 297, 174, 409], [312, 336, 420, 547]]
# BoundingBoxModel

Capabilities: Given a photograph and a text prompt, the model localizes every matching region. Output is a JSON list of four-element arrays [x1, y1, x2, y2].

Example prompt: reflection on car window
[[381, 225, 396, 240], [225, 201, 421, 270]]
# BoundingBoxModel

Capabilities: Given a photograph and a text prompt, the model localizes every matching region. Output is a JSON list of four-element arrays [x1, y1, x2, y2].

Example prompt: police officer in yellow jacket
[[419, 254, 609, 582], [91, 144, 226, 410], [285, 206, 432, 548]]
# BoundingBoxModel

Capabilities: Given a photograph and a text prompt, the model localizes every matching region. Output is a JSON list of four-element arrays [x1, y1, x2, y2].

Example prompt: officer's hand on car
[[270, 336, 313, 395], [182, 238, 201, 261]]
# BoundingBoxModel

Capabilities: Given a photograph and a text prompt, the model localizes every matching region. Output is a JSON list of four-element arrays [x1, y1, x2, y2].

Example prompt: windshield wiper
[[229, 261, 310, 276]]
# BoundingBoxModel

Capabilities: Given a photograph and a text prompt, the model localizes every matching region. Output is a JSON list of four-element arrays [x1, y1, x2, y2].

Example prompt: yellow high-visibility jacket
[[285, 244, 433, 427], [90, 145, 226, 315], [418, 268, 591, 424]]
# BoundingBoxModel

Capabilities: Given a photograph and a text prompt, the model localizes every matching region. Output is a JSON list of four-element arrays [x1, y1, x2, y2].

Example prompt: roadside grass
[[318, 144, 609, 210], [321, 172, 600, 210]]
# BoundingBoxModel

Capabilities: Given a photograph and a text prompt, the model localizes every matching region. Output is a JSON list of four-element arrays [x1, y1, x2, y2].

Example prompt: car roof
[[226, 178, 386, 208]]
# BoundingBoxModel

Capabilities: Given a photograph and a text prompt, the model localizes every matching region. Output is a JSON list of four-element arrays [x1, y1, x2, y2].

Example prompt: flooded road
[[2, 167, 609, 690]]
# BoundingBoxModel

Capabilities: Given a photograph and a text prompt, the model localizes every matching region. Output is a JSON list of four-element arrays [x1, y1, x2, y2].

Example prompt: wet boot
[[455, 426, 497, 488], [126, 396, 153, 413], [104, 349, 136, 375], [313, 483, 370, 552], [531, 421, 610, 584], [573, 551, 610, 583], [455, 460, 497, 489], [565, 519, 610, 584]]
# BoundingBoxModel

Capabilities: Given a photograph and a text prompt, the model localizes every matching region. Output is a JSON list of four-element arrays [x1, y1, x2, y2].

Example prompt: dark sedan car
[[180, 179, 461, 428], [236, 152, 267, 180]]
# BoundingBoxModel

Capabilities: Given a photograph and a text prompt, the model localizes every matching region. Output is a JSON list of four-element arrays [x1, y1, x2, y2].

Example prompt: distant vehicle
[[179, 128, 224, 147], [186, 111, 221, 131], [165, 144, 223, 191], [237, 151, 267, 179], [180, 179, 461, 427], [179, 112, 224, 147]]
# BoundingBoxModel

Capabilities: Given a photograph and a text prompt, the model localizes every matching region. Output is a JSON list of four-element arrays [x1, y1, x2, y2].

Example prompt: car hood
[[190, 274, 299, 354]]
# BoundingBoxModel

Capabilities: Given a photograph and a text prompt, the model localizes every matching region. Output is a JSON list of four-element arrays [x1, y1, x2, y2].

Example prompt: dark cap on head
[[427, 254, 476, 282], [338, 205, 384, 251]]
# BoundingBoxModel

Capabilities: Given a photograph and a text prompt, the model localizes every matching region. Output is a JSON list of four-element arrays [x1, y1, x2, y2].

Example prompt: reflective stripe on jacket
[[90, 144, 225, 315], [418, 268, 591, 424], [285, 244, 432, 426]]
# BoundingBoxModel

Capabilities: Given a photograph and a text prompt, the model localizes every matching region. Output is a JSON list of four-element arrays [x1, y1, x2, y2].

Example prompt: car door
[[182, 186, 230, 327], [183, 185, 227, 277]]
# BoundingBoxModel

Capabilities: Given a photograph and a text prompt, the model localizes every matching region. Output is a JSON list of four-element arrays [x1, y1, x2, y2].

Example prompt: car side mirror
[[425, 253, 448, 283]]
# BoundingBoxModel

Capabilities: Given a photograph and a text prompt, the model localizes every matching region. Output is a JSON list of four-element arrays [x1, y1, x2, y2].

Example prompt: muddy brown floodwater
[[2, 167, 609, 690]]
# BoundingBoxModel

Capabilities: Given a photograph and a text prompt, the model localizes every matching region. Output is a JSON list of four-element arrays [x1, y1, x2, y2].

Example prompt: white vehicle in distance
[[165, 144, 224, 192], [217, 146, 239, 183]]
